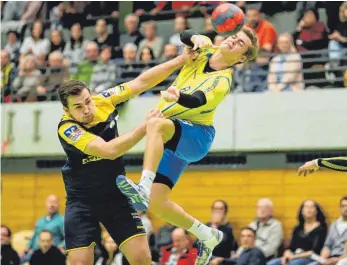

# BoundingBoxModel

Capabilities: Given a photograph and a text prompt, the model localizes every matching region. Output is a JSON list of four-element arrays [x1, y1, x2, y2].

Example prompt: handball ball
[[211, 3, 245, 36]]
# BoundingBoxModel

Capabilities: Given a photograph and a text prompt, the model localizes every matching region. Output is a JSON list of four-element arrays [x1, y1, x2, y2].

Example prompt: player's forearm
[[127, 57, 185, 96], [315, 157, 347, 171], [106, 123, 147, 159]]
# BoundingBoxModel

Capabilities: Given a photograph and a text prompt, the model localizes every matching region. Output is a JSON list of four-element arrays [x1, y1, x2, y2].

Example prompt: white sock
[[188, 219, 213, 241], [139, 170, 155, 194]]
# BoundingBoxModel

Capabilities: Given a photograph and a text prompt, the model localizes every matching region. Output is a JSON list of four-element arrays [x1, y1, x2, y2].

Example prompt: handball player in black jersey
[[57, 52, 194, 265]]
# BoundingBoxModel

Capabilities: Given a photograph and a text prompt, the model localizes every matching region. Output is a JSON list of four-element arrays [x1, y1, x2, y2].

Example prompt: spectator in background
[[89, 46, 117, 94], [29, 230, 65, 265], [328, 3, 347, 64], [1, 50, 17, 103], [1, 1, 26, 21], [203, 17, 217, 42], [268, 33, 304, 92], [20, 194, 64, 263], [12, 54, 41, 102], [63, 23, 89, 73], [214, 36, 225, 46], [169, 16, 190, 53], [20, 1, 47, 22], [162, 44, 178, 61], [156, 223, 176, 252], [49, 30, 66, 54], [246, 5, 277, 52], [49, 2, 64, 30], [139, 46, 156, 64], [93, 18, 118, 55], [267, 200, 327, 265], [207, 200, 238, 259], [311, 196, 347, 265], [120, 14, 144, 47], [37, 51, 69, 101], [294, 9, 329, 53], [122, 43, 138, 64], [96, 233, 123, 265], [4, 31, 21, 66], [1, 225, 20, 265], [70, 41, 99, 84], [138, 21, 164, 59], [160, 228, 197, 265], [20, 21, 50, 62], [247, 199, 284, 260]]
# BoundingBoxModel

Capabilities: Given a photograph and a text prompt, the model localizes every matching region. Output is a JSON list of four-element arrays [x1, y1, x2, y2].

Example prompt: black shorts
[[64, 198, 146, 253]]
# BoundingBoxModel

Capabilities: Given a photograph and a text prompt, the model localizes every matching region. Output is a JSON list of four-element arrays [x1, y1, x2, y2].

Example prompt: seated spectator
[[49, 2, 64, 30], [20, 21, 50, 62], [96, 233, 123, 265], [70, 41, 99, 84], [203, 17, 217, 42], [120, 14, 144, 47], [207, 200, 238, 259], [150, 1, 197, 16], [162, 44, 178, 62], [169, 16, 190, 53], [49, 29, 66, 54], [1, 50, 17, 103], [310, 196, 347, 265], [29, 230, 65, 265], [138, 21, 164, 59], [122, 43, 138, 64], [328, 2, 347, 63], [1, 1, 26, 21], [20, 194, 65, 263], [267, 200, 328, 265], [156, 223, 176, 252], [293, 8, 329, 68], [160, 228, 197, 265], [214, 36, 225, 46], [1, 225, 20, 265], [89, 47, 117, 94], [93, 18, 118, 56], [268, 33, 304, 92], [4, 31, 21, 66], [246, 5, 277, 52], [63, 23, 89, 73], [140, 46, 156, 65], [247, 199, 283, 260], [37, 51, 69, 101], [233, 62, 268, 93], [12, 54, 42, 102]]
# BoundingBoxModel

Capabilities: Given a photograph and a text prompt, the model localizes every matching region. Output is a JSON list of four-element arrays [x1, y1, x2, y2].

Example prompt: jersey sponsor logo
[[82, 155, 103, 164], [102, 86, 126, 98], [63, 125, 83, 142], [202, 76, 221, 94], [180, 86, 191, 93]]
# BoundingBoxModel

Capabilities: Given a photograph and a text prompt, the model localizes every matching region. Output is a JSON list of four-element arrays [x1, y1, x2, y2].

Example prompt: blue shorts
[[155, 119, 215, 188]]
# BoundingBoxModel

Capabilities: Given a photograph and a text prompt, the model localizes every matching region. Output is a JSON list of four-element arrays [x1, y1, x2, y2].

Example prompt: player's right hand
[[297, 160, 320, 176], [161, 86, 180, 102], [146, 108, 164, 120]]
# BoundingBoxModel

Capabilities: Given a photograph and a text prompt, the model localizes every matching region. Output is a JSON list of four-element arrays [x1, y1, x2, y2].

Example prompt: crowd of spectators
[[3, 195, 347, 265], [1, 1, 347, 103]]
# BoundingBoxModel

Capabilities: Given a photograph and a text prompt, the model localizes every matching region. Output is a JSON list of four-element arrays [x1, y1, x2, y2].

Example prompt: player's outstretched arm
[[297, 157, 347, 176], [84, 109, 163, 160], [125, 51, 193, 97]]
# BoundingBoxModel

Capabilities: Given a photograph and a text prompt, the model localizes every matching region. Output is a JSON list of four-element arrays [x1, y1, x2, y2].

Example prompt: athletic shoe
[[195, 228, 223, 265], [116, 175, 149, 211]]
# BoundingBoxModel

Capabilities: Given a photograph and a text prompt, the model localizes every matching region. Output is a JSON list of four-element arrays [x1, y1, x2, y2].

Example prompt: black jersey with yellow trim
[[57, 84, 132, 202]]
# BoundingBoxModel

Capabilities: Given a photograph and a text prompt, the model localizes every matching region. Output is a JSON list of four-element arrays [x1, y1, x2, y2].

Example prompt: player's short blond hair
[[241, 26, 259, 62]]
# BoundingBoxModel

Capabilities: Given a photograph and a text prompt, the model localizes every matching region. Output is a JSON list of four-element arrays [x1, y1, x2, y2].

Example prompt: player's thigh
[[68, 247, 94, 265], [100, 200, 149, 263], [147, 117, 176, 143], [121, 234, 152, 265], [64, 200, 100, 254]]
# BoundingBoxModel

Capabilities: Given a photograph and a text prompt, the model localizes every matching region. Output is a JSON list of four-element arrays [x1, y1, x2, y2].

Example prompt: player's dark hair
[[40, 229, 53, 238], [241, 26, 259, 62], [340, 196, 347, 206], [58, 80, 90, 108], [240, 227, 256, 236], [1, 225, 12, 237]]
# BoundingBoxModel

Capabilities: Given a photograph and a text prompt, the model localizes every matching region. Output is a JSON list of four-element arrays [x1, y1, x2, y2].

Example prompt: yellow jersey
[[157, 46, 232, 126]]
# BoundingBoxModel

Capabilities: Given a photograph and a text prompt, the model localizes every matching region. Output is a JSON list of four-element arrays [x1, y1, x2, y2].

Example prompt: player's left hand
[[191, 35, 218, 50], [297, 160, 320, 176], [161, 86, 180, 102], [146, 108, 164, 120]]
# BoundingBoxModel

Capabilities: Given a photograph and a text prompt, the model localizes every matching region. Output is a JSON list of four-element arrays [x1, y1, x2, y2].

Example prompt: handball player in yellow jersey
[[117, 26, 259, 265]]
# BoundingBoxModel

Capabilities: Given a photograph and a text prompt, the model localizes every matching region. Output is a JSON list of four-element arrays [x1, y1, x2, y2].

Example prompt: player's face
[[66, 88, 95, 124], [220, 31, 251, 63]]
